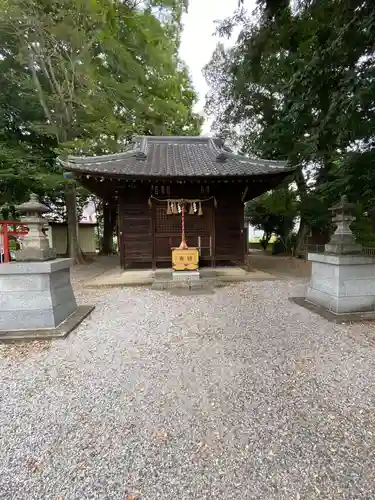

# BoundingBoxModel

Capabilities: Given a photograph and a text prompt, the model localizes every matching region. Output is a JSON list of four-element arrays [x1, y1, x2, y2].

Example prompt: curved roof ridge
[[67, 149, 134, 164], [57, 135, 296, 178], [226, 150, 288, 168], [135, 135, 210, 143], [207, 137, 225, 157]]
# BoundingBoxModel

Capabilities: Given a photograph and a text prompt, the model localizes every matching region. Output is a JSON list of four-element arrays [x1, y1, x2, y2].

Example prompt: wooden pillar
[[118, 197, 125, 269], [244, 221, 249, 258], [151, 201, 156, 270], [211, 198, 216, 267], [240, 203, 245, 264], [101, 199, 117, 255]]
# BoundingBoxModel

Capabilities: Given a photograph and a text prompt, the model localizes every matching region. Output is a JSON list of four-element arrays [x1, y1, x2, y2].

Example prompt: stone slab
[[86, 269, 154, 288], [169, 288, 215, 296], [172, 271, 200, 281], [324, 242, 362, 255], [54, 300, 79, 326], [0, 258, 77, 330], [0, 300, 78, 330], [308, 252, 375, 266], [152, 278, 215, 291], [290, 297, 375, 324], [214, 266, 248, 276], [305, 256, 375, 314], [218, 272, 276, 282], [0, 305, 95, 342], [305, 287, 375, 314], [0, 274, 50, 292], [85, 266, 277, 288], [0, 258, 73, 275], [15, 247, 56, 262]]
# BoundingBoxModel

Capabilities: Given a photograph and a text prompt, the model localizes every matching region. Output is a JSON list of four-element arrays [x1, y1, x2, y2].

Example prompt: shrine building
[[59, 136, 295, 269]]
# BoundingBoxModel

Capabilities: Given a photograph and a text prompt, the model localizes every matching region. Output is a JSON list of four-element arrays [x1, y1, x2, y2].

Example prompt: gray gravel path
[[1, 280, 375, 500]]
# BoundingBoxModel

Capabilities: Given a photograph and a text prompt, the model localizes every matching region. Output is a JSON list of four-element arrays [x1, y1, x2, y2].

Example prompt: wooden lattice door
[[153, 201, 214, 266]]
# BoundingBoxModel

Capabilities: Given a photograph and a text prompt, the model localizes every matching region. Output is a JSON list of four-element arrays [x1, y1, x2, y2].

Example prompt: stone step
[[151, 277, 220, 291]]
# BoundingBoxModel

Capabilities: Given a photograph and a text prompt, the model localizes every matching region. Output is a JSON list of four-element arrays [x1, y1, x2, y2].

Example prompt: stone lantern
[[0, 194, 94, 340], [298, 194, 375, 318], [15, 193, 56, 262], [324, 195, 362, 255]]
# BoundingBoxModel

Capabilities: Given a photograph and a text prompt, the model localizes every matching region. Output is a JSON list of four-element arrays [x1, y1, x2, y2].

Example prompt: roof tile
[[59, 136, 294, 178]]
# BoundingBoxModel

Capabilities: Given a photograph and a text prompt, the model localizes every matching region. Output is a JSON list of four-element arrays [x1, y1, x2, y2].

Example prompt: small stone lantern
[[295, 194, 375, 318], [325, 195, 362, 255], [15, 193, 56, 262]]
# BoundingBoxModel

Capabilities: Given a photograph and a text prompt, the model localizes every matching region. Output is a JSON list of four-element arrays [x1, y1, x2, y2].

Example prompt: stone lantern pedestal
[[304, 253, 375, 315], [0, 194, 94, 341], [292, 196, 375, 322]]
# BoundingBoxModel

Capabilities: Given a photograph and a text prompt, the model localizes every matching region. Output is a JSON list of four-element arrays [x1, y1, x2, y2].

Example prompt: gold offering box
[[172, 247, 199, 271]]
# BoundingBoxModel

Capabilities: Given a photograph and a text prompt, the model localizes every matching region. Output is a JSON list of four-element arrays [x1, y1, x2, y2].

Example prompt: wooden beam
[[241, 186, 249, 203], [151, 202, 156, 270], [212, 199, 216, 268]]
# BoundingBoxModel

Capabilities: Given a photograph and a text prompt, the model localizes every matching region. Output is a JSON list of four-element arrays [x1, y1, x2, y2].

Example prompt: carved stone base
[[0, 305, 95, 342], [290, 297, 375, 324], [172, 271, 200, 281], [0, 258, 77, 330], [306, 252, 375, 314], [324, 242, 362, 254], [15, 247, 56, 262]]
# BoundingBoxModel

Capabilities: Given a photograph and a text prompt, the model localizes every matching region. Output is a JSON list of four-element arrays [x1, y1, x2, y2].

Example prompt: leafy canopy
[[0, 0, 202, 215], [205, 0, 375, 243]]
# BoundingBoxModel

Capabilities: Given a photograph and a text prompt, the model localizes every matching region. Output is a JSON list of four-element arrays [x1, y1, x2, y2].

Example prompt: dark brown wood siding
[[118, 182, 247, 268], [215, 194, 244, 264], [119, 191, 152, 268]]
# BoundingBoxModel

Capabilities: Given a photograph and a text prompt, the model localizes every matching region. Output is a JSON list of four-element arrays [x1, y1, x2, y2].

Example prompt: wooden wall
[[48, 223, 97, 256], [118, 182, 247, 268], [118, 190, 152, 268], [215, 196, 244, 264], [76, 170, 291, 268]]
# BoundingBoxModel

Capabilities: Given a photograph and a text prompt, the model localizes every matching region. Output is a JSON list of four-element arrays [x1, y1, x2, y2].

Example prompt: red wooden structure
[[0, 221, 28, 263]]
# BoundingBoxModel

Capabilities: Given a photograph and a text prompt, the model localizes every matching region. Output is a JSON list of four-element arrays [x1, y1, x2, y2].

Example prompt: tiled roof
[[58, 136, 294, 178]]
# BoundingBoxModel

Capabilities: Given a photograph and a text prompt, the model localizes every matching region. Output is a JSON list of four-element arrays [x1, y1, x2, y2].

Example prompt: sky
[[179, 0, 255, 134], [82, 1, 254, 223]]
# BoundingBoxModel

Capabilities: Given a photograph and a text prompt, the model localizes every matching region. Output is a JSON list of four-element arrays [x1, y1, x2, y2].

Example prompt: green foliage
[[205, 0, 375, 239], [0, 0, 202, 218], [245, 186, 298, 251], [352, 215, 375, 247]]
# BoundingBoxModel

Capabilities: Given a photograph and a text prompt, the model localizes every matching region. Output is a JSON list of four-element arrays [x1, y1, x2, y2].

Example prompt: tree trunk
[[100, 202, 116, 255], [295, 217, 309, 257], [65, 182, 84, 264], [294, 166, 309, 257], [260, 232, 271, 250]]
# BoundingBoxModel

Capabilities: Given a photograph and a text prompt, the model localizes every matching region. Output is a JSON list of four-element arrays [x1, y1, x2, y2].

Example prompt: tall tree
[[245, 186, 297, 251], [205, 0, 375, 249], [0, 0, 201, 259]]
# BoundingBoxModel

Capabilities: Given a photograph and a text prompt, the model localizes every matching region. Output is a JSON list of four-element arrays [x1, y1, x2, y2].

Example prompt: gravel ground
[[1, 279, 375, 500]]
